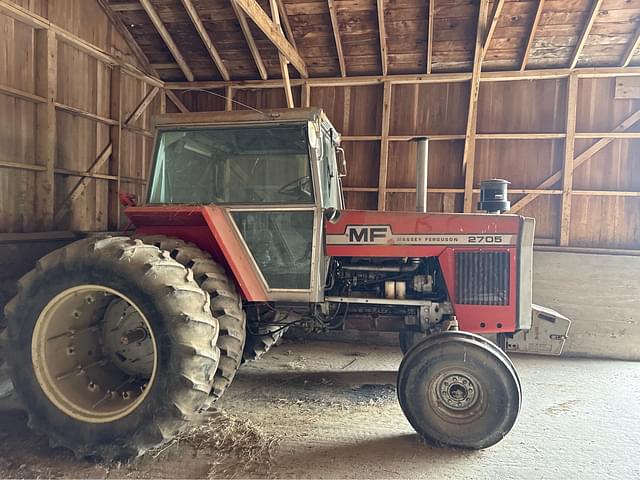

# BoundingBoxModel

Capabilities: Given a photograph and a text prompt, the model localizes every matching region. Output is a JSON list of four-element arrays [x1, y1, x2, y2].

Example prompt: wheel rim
[[428, 368, 485, 423], [32, 285, 158, 423]]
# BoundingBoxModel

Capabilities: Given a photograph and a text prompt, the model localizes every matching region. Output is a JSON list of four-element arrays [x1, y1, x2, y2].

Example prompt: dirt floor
[[1, 340, 639, 480]]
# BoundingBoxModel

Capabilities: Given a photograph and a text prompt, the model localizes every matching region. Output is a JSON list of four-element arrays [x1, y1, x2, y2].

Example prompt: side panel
[[125, 205, 268, 301]]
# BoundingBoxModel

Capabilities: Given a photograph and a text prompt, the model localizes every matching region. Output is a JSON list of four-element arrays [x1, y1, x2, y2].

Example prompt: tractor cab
[[146, 108, 343, 302]]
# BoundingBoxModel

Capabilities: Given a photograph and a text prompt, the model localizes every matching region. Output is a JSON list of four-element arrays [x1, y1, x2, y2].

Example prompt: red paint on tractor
[[125, 205, 268, 301], [325, 209, 522, 333]]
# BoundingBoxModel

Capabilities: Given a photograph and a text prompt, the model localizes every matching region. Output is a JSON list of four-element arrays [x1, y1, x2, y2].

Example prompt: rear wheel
[[243, 308, 288, 362], [397, 331, 521, 449], [139, 236, 246, 402], [3, 237, 219, 459], [399, 330, 427, 355]]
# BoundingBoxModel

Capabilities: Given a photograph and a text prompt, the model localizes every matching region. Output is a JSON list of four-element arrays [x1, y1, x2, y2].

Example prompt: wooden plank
[[569, 0, 604, 69], [614, 77, 640, 99], [328, 0, 346, 77], [232, 0, 308, 78], [225, 86, 234, 111], [0, 161, 46, 172], [166, 90, 190, 113], [621, 25, 640, 67], [34, 29, 57, 231], [96, 0, 157, 77], [462, 0, 490, 213], [139, 0, 195, 82], [108, 67, 123, 230], [276, 0, 297, 50], [54, 144, 113, 225], [269, 0, 294, 108], [55, 102, 118, 126], [0, 83, 46, 103], [521, 0, 545, 70], [376, 0, 388, 76], [301, 83, 311, 107], [482, 0, 505, 59], [231, 0, 268, 81], [426, 0, 435, 74], [377, 81, 392, 210], [560, 74, 578, 246], [124, 86, 160, 126], [180, 0, 230, 81], [510, 108, 640, 214]]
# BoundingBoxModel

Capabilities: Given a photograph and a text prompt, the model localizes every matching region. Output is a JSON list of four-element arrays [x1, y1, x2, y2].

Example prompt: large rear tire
[[139, 236, 246, 401], [397, 331, 521, 449], [3, 237, 220, 459], [243, 308, 288, 362]]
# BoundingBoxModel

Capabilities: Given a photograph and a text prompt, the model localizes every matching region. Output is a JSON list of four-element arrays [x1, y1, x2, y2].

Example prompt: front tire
[[3, 237, 220, 459], [397, 331, 521, 449]]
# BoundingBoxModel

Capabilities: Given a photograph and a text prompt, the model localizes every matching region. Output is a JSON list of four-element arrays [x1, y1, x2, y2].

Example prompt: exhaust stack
[[414, 137, 429, 213]]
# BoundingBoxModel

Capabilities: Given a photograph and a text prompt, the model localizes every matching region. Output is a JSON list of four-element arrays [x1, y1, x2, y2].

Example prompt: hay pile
[[148, 409, 282, 479]]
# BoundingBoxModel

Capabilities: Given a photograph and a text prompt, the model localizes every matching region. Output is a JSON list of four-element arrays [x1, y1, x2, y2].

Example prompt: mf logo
[[346, 225, 391, 243]]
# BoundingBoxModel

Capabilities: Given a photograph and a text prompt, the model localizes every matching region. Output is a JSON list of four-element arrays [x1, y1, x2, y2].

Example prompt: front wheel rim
[[31, 285, 158, 423], [428, 368, 485, 423]]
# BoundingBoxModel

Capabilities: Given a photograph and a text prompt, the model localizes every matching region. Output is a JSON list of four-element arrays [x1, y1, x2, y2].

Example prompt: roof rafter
[[276, 0, 297, 50], [520, 0, 545, 70], [621, 24, 640, 67], [139, 0, 195, 82], [328, 0, 346, 77], [231, 0, 268, 80], [569, 0, 604, 69], [426, 0, 434, 74], [376, 0, 388, 76], [232, 0, 308, 78], [269, 0, 294, 108], [180, 0, 230, 81]]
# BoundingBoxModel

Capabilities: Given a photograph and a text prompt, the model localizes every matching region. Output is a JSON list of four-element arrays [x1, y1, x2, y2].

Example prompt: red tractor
[[2, 108, 570, 459]]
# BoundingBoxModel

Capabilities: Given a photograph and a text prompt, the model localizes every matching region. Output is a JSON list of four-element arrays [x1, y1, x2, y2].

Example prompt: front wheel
[[3, 237, 220, 459], [397, 331, 521, 449]]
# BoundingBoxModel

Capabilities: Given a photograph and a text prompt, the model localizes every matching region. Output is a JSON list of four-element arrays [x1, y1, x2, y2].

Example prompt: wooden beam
[[269, 0, 294, 108], [328, 0, 346, 77], [426, 0, 434, 74], [96, 0, 157, 77], [560, 74, 578, 246], [376, 0, 388, 76], [55, 102, 118, 126], [232, 0, 307, 78], [139, 0, 195, 82], [166, 90, 190, 113], [621, 24, 640, 67], [462, 0, 490, 213], [301, 82, 311, 107], [124, 86, 160, 126], [109, 67, 123, 230], [54, 144, 113, 225], [180, 0, 230, 81], [520, 0, 545, 70], [276, 0, 296, 50], [569, 0, 603, 69], [377, 81, 392, 210], [510, 108, 640, 214], [482, 0, 505, 59], [231, 0, 268, 81], [225, 86, 234, 111], [0, 83, 46, 103], [34, 29, 57, 231]]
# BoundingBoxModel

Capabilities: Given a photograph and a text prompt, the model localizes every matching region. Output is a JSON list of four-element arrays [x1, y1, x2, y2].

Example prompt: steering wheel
[[278, 175, 312, 198]]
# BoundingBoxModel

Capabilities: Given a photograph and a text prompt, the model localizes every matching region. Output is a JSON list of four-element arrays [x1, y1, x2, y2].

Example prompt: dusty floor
[[0, 340, 639, 479]]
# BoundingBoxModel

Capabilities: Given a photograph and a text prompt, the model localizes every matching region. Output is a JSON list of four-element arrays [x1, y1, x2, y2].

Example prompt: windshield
[[148, 124, 313, 204]]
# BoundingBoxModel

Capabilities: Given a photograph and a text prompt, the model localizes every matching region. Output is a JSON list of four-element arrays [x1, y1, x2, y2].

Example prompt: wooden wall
[[1, 1, 639, 251], [0, 0, 162, 233]]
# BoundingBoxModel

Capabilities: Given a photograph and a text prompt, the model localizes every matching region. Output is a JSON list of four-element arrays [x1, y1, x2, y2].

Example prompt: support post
[[377, 81, 392, 210], [225, 86, 234, 111], [34, 29, 57, 231], [560, 74, 579, 246], [109, 66, 123, 230]]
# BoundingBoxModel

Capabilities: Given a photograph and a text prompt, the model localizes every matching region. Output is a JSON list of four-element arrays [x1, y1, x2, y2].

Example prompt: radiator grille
[[455, 251, 509, 305]]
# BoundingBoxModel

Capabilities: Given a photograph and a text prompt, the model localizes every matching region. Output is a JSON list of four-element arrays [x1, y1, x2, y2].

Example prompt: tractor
[[1, 107, 570, 459]]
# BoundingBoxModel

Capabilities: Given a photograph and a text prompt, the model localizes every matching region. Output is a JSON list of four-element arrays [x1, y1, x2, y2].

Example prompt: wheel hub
[[428, 368, 485, 423], [31, 285, 157, 424], [436, 373, 477, 410]]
